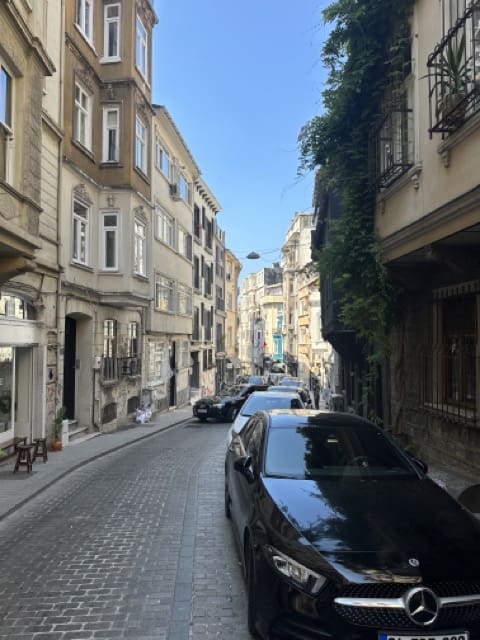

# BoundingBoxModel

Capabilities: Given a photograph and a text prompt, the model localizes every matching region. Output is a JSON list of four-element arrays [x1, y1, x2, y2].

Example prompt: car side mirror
[[405, 451, 428, 474], [234, 455, 255, 483]]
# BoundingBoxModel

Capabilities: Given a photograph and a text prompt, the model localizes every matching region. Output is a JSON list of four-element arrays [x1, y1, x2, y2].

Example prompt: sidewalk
[[0, 405, 193, 522]]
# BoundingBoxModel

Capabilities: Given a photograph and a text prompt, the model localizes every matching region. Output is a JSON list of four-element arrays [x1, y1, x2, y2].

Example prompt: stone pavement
[[0, 405, 194, 522]]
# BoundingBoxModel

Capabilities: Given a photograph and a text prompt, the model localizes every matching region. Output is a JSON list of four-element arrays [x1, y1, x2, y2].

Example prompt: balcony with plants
[[426, 4, 480, 135]]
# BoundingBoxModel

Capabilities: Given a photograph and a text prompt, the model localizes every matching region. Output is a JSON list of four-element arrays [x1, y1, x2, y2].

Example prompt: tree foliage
[[298, 0, 414, 362]]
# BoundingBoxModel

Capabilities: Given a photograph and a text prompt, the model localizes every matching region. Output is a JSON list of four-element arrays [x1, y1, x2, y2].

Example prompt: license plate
[[379, 633, 469, 640], [197, 408, 208, 414]]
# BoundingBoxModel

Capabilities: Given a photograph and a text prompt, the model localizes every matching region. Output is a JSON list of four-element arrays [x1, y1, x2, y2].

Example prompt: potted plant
[[51, 406, 66, 451], [426, 34, 472, 125]]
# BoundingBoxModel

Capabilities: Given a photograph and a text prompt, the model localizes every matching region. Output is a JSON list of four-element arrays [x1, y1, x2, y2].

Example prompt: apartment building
[[0, 1, 59, 446], [148, 105, 199, 411], [58, 0, 158, 434], [191, 177, 221, 398], [214, 225, 226, 390], [373, 0, 480, 476], [281, 212, 315, 381], [238, 265, 283, 376], [224, 250, 242, 383]]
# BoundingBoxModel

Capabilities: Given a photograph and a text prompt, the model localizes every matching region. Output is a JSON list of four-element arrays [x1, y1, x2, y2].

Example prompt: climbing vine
[[298, 0, 414, 363]]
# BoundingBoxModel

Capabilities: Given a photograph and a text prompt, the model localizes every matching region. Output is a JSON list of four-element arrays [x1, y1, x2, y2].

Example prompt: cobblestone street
[[0, 420, 251, 640]]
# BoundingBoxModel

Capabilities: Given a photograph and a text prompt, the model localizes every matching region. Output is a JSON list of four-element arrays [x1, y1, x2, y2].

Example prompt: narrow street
[[0, 420, 251, 640]]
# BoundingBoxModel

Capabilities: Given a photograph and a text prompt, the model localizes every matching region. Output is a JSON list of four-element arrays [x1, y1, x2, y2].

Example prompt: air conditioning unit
[[169, 183, 181, 199]]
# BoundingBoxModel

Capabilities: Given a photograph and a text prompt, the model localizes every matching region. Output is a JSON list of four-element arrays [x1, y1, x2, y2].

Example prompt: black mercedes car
[[225, 409, 480, 640], [192, 383, 269, 422]]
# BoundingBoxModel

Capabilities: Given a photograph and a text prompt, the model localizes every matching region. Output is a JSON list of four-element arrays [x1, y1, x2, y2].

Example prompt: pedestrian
[[314, 379, 320, 409]]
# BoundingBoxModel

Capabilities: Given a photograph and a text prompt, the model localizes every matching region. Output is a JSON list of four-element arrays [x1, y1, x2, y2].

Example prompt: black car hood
[[263, 476, 480, 582]]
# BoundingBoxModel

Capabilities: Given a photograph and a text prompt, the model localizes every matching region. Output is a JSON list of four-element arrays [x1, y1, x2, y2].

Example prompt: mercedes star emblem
[[404, 586, 440, 626], [409, 558, 420, 567]]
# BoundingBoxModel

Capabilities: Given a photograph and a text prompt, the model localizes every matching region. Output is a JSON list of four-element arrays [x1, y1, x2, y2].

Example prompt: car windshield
[[220, 384, 246, 397], [264, 424, 417, 479], [241, 395, 302, 416], [280, 379, 302, 387]]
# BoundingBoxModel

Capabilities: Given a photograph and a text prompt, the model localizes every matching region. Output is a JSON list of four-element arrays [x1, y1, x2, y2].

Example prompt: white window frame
[[178, 173, 191, 203], [135, 15, 148, 78], [0, 65, 12, 131], [134, 219, 147, 276], [155, 275, 175, 313], [103, 3, 121, 60], [155, 206, 175, 248], [154, 135, 171, 179], [102, 106, 119, 162], [76, 0, 94, 42], [127, 321, 139, 357], [100, 210, 119, 271], [177, 284, 193, 316], [148, 341, 164, 385], [72, 198, 89, 265], [74, 82, 92, 150], [135, 115, 147, 173]]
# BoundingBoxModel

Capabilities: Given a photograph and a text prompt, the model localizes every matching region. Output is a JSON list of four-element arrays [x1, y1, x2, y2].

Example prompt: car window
[[241, 394, 302, 416], [245, 418, 264, 458], [241, 416, 261, 449], [264, 424, 417, 479]]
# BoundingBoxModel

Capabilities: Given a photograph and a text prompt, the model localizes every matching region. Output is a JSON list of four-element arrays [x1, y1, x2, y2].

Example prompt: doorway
[[63, 317, 76, 420], [169, 341, 176, 407]]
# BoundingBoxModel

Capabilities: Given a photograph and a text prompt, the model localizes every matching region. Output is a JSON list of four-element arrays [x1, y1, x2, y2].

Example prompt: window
[[154, 136, 170, 178], [155, 206, 175, 247], [193, 205, 201, 239], [148, 341, 164, 385], [127, 322, 138, 357], [103, 319, 117, 379], [103, 3, 120, 59], [134, 219, 146, 276], [178, 227, 192, 260], [179, 173, 191, 203], [135, 15, 148, 78], [178, 284, 193, 316], [155, 276, 175, 312], [194, 257, 200, 290], [74, 83, 91, 150], [181, 341, 190, 369], [102, 107, 119, 162], [76, 0, 93, 41], [0, 66, 12, 129], [0, 65, 12, 180], [72, 198, 89, 264], [135, 116, 147, 173], [100, 211, 118, 270]]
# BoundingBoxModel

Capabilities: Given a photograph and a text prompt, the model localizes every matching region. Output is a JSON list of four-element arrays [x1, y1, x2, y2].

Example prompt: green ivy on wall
[[298, 0, 414, 363]]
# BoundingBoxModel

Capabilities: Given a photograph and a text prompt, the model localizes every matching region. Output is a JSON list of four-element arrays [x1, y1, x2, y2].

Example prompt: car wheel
[[224, 483, 231, 519], [246, 542, 261, 638], [226, 406, 237, 422]]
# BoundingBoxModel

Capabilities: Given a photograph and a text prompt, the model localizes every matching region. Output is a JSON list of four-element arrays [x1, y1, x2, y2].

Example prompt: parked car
[[247, 375, 266, 385], [225, 409, 480, 640], [192, 383, 269, 422], [267, 383, 312, 407], [227, 390, 305, 445]]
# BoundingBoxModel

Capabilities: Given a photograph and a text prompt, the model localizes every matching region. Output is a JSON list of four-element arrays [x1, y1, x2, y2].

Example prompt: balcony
[[373, 99, 414, 189], [118, 356, 141, 378], [427, 5, 480, 135]]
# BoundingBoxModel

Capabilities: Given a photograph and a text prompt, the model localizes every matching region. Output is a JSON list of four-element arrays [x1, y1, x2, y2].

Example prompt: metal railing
[[420, 350, 478, 422], [118, 356, 141, 377]]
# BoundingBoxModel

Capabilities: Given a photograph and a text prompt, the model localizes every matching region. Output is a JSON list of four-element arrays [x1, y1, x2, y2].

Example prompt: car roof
[[267, 385, 302, 391], [258, 409, 379, 430]]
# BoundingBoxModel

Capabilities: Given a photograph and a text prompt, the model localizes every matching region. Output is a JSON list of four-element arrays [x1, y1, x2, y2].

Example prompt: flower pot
[[440, 92, 467, 126], [51, 439, 62, 451]]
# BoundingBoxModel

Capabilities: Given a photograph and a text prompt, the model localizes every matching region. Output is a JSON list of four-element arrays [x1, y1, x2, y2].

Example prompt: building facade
[[0, 0, 59, 447], [224, 250, 242, 383], [191, 177, 222, 399], [373, 0, 480, 477]]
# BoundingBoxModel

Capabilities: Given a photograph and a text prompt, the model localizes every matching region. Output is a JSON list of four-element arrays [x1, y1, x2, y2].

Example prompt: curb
[[0, 414, 192, 523]]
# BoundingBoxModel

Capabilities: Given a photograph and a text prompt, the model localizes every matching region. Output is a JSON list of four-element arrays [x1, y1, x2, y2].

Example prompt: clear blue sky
[[151, 1, 329, 279]]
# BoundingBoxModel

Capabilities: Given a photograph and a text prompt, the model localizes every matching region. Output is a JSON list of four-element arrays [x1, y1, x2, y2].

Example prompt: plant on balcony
[[52, 405, 66, 451], [425, 34, 472, 125]]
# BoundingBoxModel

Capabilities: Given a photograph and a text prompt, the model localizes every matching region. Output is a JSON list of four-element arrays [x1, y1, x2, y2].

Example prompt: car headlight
[[264, 545, 327, 595]]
